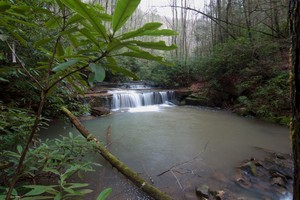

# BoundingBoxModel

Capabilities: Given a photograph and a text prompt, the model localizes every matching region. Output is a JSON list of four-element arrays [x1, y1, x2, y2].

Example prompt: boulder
[[91, 107, 110, 116]]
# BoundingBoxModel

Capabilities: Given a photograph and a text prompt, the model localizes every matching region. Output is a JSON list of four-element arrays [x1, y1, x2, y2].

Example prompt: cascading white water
[[109, 90, 175, 110]]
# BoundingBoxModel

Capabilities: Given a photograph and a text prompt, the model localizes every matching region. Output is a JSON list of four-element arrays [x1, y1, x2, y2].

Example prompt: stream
[[42, 102, 292, 200]]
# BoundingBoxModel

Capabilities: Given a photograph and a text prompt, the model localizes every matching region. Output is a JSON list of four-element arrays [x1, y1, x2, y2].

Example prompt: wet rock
[[215, 190, 237, 200], [235, 176, 252, 189], [91, 107, 110, 116], [195, 185, 209, 199], [185, 95, 211, 106], [233, 151, 293, 199], [271, 176, 286, 187], [240, 161, 257, 176]]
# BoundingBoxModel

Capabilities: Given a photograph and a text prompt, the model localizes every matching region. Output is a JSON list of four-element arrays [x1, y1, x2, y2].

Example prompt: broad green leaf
[[97, 13, 112, 22], [43, 167, 60, 175], [34, 37, 55, 48], [120, 51, 173, 66], [68, 34, 79, 48], [21, 196, 54, 200], [107, 39, 126, 52], [24, 185, 57, 196], [17, 145, 23, 154], [120, 22, 162, 40], [106, 57, 138, 79], [52, 59, 80, 72], [60, 0, 107, 40], [96, 188, 112, 200], [143, 29, 178, 36], [0, 2, 11, 12], [65, 46, 73, 56], [126, 45, 141, 52], [112, 0, 141, 33], [79, 28, 99, 47], [11, 5, 30, 14], [63, 187, 75, 194], [32, 7, 52, 15], [77, 189, 93, 194], [0, 77, 9, 82], [120, 51, 162, 62], [66, 14, 84, 26], [55, 0, 65, 10], [5, 16, 38, 27], [88, 73, 95, 86], [54, 192, 62, 200], [130, 40, 177, 51], [59, 27, 79, 36], [56, 42, 64, 57], [89, 63, 105, 82], [45, 17, 61, 29], [68, 183, 89, 189]]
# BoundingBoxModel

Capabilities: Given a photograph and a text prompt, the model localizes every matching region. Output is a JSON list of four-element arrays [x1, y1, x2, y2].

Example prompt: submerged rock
[[195, 185, 237, 200], [234, 152, 293, 199]]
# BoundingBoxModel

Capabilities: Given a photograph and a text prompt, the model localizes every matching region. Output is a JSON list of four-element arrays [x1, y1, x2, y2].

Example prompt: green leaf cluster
[[0, 133, 110, 200]]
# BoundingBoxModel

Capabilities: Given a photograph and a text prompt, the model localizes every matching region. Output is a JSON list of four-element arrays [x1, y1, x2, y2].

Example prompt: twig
[[170, 169, 182, 190], [157, 141, 209, 177], [106, 124, 111, 147]]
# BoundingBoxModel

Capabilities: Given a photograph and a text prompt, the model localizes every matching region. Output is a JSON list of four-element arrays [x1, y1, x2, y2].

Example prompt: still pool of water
[[42, 105, 292, 199]]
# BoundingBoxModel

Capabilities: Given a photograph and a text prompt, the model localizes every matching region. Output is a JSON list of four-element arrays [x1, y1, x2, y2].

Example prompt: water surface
[[43, 105, 291, 199]]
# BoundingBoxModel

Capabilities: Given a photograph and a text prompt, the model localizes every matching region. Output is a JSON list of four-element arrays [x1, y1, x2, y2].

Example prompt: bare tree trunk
[[61, 107, 173, 200], [289, 0, 300, 199], [225, 0, 232, 40], [216, 0, 223, 42], [272, 0, 281, 37], [242, 0, 253, 42]]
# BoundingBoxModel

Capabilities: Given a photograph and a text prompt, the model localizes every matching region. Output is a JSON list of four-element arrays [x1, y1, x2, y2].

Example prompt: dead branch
[[61, 106, 173, 200], [157, 141, 209, 177]]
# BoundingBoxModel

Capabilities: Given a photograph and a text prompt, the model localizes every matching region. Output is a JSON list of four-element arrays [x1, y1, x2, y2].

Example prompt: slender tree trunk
[[289, 0, 300, 199], [216, 0, 223, 42], [225, 0, 232, 40], [242, 0, 253, 42], [6, 92, 46, 199], [272, 0, 281, 37]]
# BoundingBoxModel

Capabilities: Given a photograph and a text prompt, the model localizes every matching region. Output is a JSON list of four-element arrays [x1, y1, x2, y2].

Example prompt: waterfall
[[109, 90, 175, 110]]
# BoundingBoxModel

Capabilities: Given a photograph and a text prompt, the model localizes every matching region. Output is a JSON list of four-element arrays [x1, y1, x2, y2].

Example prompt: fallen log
[[61, 106, 173, 200]]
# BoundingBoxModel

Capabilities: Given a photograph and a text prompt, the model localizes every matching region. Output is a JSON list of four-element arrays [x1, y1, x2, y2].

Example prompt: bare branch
[[6, 42, 44, 91]]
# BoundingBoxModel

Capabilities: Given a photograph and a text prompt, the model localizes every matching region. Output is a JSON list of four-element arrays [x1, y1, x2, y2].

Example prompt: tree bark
[[289, 0, 300, 199], [61, 106, 173, 200]]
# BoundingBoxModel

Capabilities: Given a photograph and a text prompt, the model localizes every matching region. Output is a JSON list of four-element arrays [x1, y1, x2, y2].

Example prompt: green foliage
[[0, 133, 105, 199], [112, 0, 141, 33], [0, 103, 48, 151], [138, 59, 199, 88], [190, 36, 290, 124], [96, 188, 112, 200], [1, 0, 176, 198]]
